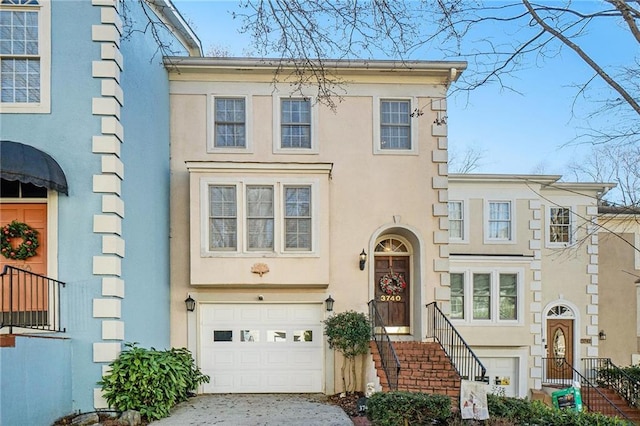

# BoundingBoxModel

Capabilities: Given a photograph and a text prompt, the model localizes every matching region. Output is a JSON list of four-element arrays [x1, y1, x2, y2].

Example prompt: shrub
[[323, 310, 371, 393], [367, 391, 452, 425], [98, 343, 209, 420]]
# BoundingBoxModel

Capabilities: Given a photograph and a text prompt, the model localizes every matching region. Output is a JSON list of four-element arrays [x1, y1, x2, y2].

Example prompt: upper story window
[[450, 269, 521, 324], [488, 201, 512, 241], [549, 206, 572, 244], [0, 0, 50, 113], [281, 98, 311, 148], [214, 97, 246, 148], [380, 100, 411, 150], [207, 181, 315, 254], [449, 201, 464, 240]]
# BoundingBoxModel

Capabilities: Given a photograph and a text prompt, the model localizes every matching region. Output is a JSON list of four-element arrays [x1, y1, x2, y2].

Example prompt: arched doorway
[[374, 236, 412, 334], [545, 304, 575, 381]]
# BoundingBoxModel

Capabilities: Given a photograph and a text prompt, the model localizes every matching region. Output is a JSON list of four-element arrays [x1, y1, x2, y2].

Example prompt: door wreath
[[379, 272, 406, 295], [0, 220, 39, 260]]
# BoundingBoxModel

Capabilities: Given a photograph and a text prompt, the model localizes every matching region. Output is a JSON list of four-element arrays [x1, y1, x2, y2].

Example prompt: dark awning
[[0, 140, 68, 195]]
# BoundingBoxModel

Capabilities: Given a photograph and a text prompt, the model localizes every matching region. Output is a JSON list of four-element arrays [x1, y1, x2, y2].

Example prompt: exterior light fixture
[[359, 249, 367, 271], [185, 295, 196, 312], [599, 330, 606, 341], [325, 295, 335, 312]]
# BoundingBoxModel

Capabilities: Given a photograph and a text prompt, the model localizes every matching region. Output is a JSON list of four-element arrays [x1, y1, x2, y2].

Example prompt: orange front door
[[546, 319, 574, 380], [0, 203, 48, 314]]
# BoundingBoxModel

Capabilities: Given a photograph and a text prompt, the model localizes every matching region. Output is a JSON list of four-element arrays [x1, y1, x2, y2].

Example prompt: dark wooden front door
[[374, 255, 410, 333], [546, 319, 574, 380]]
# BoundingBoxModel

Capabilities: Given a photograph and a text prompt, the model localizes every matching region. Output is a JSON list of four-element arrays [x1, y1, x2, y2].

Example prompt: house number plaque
[[380, 295, 402, 302]]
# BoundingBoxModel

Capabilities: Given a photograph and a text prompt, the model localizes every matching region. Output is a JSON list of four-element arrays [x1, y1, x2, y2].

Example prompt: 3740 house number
[[380, 295, 402, 302]]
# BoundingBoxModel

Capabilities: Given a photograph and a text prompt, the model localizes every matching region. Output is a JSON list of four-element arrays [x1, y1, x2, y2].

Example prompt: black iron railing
[[542, 357, 631, 421], [584, 357, 640, 408], [368, 300, 401, 390], [425, 302, 487, 383], [0, 265, 65, 333]]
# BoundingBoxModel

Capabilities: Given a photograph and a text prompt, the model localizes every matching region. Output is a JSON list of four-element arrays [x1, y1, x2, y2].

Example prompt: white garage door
[[482, 357, 519, 397], [199, 303, 324, 393]]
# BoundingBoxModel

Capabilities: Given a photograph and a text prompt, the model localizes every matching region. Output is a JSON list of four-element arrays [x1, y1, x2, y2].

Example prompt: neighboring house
[[448, 174, 612, 397], [167, 57, 465, 394], [597, 206, 640, 367], [0, 1, 200, 424]]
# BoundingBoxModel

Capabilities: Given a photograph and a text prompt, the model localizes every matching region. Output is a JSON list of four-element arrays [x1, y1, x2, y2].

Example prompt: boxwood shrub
[[367, 391, 452, 425]]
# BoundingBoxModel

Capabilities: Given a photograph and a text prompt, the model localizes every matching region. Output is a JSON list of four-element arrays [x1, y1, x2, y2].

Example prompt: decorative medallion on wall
[[251, 263, 270, 277]]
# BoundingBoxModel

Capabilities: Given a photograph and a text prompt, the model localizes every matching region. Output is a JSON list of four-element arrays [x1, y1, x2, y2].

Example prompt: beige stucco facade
[[167, 58, 465, 394], [449, 175, 610, 397]]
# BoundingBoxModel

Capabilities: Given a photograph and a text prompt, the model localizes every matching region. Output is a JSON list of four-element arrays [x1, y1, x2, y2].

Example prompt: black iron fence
[[0, 265, 65, 333], [368, 299, 401, 390], [583, 357, 640, 408], [425, 302, 487, 383], [542, 357, 631, 421]]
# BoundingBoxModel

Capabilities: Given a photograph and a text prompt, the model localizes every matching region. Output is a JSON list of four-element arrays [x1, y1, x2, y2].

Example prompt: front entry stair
[[371, 341, 461, 399]]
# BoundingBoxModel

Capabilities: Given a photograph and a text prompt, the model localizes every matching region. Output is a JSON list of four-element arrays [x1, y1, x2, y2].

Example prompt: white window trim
[[448, 199, 468, 243], [450, 268, 524, 326], [545, 205, 576, 248], [207, 94, 253, 153], [199, 176, 320, 257], [0, 0, 51, 114], [272, 95, 319, 154], [484, 200, 516, 244], [373, 96, 419, 155]]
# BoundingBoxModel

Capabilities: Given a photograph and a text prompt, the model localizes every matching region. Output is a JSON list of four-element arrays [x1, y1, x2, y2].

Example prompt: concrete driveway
[[149, 394, 353, 426]]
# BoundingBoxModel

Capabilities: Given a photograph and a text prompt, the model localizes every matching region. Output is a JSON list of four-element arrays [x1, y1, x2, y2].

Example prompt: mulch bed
[[328, 392, 372, 425]]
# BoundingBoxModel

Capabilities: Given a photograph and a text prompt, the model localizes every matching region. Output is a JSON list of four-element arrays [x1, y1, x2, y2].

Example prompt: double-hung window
[[449, 201, 464, 240], [246, 186, 274, 250], [0, 0, 49, 112], [450, 270, 520, 323], [214, 97, 246, 148], [209, 185, 238, 251], [284, 186, 311, 250], [281, 98, 311, 148], [488, 201, 512, 240], [207, 181, 314, 254], [380, 100, 411, 150], [549, 206, 571, 244]]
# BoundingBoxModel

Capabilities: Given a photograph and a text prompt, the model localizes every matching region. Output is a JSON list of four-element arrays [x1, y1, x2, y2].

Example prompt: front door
[[0, 203, 48, 322], [546, 319, 574, 380], [374, 255, 410, 333]]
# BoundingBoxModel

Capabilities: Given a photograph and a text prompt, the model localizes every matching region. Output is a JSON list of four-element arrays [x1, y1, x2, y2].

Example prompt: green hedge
[[366, 391, 630, 425], [98, 343, 209, 420]]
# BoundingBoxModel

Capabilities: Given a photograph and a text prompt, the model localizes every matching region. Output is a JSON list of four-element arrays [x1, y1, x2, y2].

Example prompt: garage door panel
[[200, 303, 324, 393]]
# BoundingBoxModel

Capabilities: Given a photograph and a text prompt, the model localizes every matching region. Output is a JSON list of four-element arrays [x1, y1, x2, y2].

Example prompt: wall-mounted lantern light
[[325, 295, 335, 312], [359, 249, 367, 271], [599, 330, 607, 341], [185, 295, 196, 312]]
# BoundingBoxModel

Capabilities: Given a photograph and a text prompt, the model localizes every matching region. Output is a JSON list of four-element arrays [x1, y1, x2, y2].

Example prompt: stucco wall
[[0, 336, 72, 426]]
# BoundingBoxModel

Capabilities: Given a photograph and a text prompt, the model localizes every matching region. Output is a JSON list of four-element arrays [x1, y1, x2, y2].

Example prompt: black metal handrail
[[584, 357, 640, 408], [425, 302, 487, 383], [368, 300, 401, 390], [542, 357, 631, 421], [0, 265, 65, 333]]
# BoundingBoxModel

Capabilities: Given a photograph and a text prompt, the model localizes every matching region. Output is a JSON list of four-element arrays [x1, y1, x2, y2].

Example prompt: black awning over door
[[0, 140, 68, 195]]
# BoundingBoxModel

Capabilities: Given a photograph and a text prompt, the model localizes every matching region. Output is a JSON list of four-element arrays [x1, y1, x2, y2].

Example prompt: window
[[281, 98, 311, 148], [284, 186, 311, 250], [209, 185, 237, 250], [449, 201, 464, 240], [205, 180, 316, 254], [488, 201, 511, 240], [450, 273, 464, 319], [473, 273, 491, 320], [214, 97, 246, 148], [0, 0, 49, 112], [380, 100, 411, 150], [450, 269, 521, 324], [246, 185, 274, 250], [549, 207, 571, 244], [499, 273, 517, 320]]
